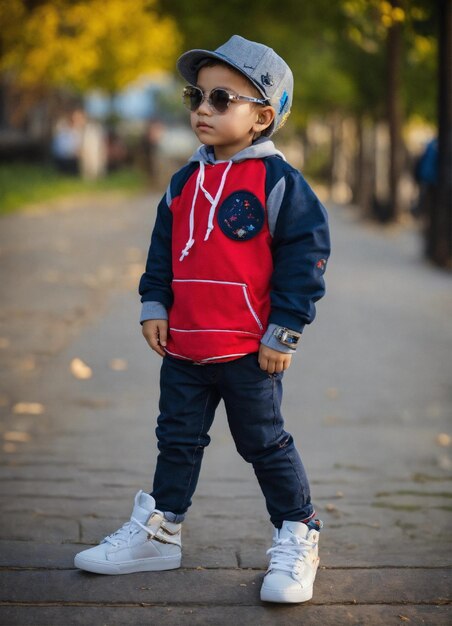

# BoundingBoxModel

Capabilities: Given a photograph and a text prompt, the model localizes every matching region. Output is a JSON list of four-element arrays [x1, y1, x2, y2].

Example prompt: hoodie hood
[[188, 137, 286, 165]]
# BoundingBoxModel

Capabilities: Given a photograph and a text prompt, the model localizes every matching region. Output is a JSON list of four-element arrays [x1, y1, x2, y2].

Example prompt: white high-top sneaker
[[260, 520, 321, 603], [74, 491, 182, 574]]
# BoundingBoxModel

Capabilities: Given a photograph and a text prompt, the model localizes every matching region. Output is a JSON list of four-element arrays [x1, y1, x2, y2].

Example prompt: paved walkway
[[0, 192, 451, 625]]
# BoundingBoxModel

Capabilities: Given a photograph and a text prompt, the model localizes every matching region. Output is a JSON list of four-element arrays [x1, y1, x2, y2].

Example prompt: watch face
[[275, 328, 299, 346], [217, 191, 265, 241]]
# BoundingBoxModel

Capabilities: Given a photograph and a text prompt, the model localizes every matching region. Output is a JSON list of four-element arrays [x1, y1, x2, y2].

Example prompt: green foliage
[[0, 0, 181, 93], [156, 0, 438, 127], [0, 164, 146, 215]]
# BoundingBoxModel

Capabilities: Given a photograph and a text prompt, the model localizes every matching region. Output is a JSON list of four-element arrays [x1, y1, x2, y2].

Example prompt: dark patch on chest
[[217, 191, 265, 241]]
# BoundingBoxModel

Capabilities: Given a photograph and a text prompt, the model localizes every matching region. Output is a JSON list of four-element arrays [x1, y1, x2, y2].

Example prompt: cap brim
[[176, 49, 267, 99]]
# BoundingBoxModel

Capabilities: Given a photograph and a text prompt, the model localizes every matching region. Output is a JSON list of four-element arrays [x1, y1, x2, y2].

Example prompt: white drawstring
[[179, 160, 232, 261], [179, 164, 202, 261], [202, 160, 232, 241]]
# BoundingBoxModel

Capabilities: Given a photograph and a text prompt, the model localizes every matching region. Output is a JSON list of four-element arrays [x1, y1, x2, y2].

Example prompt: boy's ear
[[253, 106, 275, 134]]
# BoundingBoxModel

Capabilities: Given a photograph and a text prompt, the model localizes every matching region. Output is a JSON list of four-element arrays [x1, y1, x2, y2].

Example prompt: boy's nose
[[196, 96, 212, 115]]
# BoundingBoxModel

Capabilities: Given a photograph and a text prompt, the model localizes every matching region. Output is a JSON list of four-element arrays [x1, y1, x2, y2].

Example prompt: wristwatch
[[273, 326, 302, 348]]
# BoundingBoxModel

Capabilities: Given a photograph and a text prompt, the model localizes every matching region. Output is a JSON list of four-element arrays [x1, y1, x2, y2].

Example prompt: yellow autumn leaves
[[0, 0, 181, 92], [342, 0, 435, 61]]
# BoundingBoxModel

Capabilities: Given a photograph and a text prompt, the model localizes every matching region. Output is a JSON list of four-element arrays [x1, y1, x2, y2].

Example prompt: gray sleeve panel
[[165, 184, 172, 207], [266, 176, 286, 237], [140, 301, 168, 324]]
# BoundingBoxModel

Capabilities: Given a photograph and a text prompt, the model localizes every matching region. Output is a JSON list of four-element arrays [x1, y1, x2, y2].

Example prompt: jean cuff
[[163, 511, 185, 524]]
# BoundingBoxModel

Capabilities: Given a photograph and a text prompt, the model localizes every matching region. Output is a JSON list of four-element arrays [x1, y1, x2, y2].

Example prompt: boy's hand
[[258, 344, 292, 374], [142, 319, 168, 357]]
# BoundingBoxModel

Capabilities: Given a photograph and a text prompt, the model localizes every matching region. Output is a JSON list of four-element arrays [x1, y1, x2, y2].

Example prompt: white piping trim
[[172, 278, 264, 332], [173, 278, 246, 287], [242, 286, 264, 330], [164, 348, 249, 362], [169, 328, 262, 336], [199, 352, 249, 362], [164, 349, 192, 360]]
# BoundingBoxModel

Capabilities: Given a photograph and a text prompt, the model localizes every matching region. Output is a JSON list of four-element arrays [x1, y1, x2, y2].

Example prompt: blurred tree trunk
[[330, 116, 355, 204], [355, 116, 376, 217], [427, 0, 452, 268], [386, 0, 404, 221], [328, 113, 340, 195]]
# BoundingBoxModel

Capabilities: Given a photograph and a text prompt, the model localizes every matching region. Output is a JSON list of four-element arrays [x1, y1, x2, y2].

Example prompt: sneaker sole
[[260, 584, 313, 603], [74, 553, 181, 575]]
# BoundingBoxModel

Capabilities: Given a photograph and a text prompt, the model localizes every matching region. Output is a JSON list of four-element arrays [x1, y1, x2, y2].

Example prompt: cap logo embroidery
[[217, 191, 265, 242], [279, 90, 289, 114], [261, 72, 274, 87]]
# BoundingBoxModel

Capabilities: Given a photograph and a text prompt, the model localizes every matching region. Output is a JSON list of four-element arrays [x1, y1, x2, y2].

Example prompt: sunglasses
[[182, 85, 267, 114]]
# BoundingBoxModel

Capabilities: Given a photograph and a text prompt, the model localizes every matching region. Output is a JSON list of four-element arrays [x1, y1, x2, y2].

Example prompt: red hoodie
[[139, 138, 330, 364], [167, 158, 272, 362]]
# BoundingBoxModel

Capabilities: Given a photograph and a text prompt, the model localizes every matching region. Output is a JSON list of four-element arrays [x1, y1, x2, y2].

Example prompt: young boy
[[75, 35, 330, 604]]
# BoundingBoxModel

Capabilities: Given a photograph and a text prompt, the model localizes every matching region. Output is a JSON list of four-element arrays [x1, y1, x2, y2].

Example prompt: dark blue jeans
[[151, 353, 314, 528]]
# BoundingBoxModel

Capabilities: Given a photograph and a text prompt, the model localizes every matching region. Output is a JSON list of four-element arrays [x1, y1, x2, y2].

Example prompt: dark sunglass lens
[[183, 87, 202, 111], [210, 89, 230, 113]]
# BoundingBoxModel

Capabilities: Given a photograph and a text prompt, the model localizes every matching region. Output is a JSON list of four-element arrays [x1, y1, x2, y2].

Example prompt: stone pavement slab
[[0, 606, 450, 626], [1, 195, 451, 624], [1, 568, 451, 605]]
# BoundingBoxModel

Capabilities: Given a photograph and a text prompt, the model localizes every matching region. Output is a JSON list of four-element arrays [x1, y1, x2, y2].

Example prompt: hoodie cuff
[[261, 323, 300, 354], [140, 301, 168, 325]]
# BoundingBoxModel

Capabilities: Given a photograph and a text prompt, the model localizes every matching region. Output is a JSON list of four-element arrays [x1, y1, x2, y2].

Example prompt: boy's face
[[189, 64, 273, 161]]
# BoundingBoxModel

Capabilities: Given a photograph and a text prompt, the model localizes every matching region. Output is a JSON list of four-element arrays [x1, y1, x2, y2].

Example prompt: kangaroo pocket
[[170, 279, 264, 335]]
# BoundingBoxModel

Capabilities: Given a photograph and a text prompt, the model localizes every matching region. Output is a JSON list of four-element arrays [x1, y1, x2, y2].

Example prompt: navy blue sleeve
[[138, 193, 174, 309], [269, 169, 330, 332]]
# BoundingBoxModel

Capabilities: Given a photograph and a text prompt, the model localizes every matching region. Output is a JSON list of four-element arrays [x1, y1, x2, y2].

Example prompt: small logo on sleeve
[[217, 191, 265, 241]]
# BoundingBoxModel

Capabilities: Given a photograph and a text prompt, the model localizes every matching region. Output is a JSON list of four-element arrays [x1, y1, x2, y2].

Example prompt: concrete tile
[[1, 569, 450, 605], [0, 605, 450, 626], [0, 513, 79, 542]]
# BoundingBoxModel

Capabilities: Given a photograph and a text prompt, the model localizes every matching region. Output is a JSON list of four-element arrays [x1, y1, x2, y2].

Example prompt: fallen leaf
[[326, 387, 339, 399], [0, 337, 10, 349], [18, 357, 37, 372], [109, 358, 128, 371], [3, 431, 31, 443], [436, 433, 451, 448], [398, 616, 411, 623], [13, 402, 45, 415], [325, 503, 338, 512], [70, 358, 92, 380]]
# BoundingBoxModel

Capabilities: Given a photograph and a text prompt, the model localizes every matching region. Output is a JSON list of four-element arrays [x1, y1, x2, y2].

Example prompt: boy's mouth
[[196, 122, 212, 130]]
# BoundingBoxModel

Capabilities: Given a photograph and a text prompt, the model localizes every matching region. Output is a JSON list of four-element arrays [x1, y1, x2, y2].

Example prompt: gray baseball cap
[[177, 35, 293, 136]]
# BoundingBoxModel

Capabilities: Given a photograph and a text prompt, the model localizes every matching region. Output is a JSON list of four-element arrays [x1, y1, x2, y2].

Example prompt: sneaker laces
[[267, 534, 316, 578], [103, 516, 153, 548]]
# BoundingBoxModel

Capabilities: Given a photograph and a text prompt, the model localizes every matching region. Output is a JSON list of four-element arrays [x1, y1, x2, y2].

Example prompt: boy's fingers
[[158, 324, 167, 347], [153, 328, 166, 356], [142, 325, 162, 355]]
